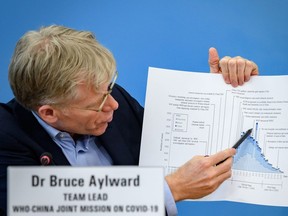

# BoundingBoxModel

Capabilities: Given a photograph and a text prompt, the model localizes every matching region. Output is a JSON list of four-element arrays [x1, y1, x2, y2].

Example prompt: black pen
[[216, 128, 253, 165], [232, 128, 253, 149]]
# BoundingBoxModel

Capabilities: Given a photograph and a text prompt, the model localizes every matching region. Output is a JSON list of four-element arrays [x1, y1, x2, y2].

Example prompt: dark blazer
[[0, 84, 144, 214]]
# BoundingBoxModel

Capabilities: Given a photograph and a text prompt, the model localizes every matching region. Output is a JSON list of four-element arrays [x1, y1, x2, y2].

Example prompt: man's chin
[[90, 123, 108, 136]]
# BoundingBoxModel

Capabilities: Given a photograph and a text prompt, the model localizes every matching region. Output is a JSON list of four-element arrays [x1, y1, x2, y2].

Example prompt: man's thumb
[[209, 47, 220, 73]]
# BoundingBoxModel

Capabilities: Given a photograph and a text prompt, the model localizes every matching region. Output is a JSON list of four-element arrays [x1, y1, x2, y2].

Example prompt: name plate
[[8, 166, 164, 215]]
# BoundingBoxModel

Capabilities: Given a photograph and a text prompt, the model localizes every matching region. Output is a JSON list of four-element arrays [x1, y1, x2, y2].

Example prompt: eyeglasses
[[67, 71, 118, 112]]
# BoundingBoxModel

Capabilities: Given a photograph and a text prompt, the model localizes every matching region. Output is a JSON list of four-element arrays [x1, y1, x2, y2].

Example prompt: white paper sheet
[[139, 67, 288, 206]]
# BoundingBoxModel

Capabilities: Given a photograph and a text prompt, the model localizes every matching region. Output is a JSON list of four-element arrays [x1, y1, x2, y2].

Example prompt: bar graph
[[233, 131, 283, 173]]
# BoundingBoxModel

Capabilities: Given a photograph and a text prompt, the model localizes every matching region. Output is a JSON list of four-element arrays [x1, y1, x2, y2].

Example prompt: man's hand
[[208, 47, 259, 87], [165, 148, 236, 202]]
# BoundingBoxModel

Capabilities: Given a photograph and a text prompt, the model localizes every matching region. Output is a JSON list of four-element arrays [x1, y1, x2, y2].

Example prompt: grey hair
[[8, 25, 116, 110]]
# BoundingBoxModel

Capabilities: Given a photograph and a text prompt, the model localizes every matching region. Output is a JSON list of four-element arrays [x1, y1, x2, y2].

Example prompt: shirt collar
[[31, 111, 93, 148], [32, 111, 61, 139]]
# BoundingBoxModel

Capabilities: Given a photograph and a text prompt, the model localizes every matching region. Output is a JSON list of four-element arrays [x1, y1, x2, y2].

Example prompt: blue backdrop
[[1, 0, 287, 215]]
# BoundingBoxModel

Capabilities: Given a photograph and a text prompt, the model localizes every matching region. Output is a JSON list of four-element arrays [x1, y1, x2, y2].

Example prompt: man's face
[[51, 83, 119, 136]]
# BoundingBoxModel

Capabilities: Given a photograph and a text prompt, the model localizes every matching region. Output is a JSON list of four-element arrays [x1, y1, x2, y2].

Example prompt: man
[[0, 25, 258, 215]]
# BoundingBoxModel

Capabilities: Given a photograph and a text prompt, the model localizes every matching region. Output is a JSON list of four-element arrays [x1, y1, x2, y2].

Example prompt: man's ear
[[37, 105, 59, 124]]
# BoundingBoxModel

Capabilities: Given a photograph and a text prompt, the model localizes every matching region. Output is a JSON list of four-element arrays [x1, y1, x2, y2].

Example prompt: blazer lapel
[[98, 121, 137, 165]]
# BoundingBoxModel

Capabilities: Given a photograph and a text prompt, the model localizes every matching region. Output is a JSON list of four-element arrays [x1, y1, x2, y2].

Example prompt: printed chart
[[139, 67, 288, 206]]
